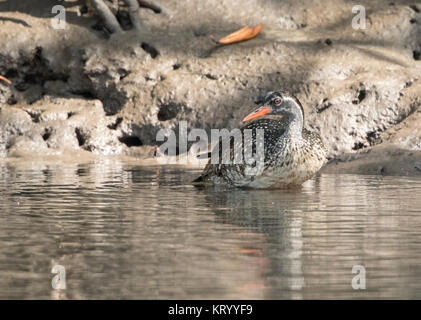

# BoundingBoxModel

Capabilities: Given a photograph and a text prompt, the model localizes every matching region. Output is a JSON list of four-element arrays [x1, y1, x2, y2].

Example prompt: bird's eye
[[274, 98, 282, 105]]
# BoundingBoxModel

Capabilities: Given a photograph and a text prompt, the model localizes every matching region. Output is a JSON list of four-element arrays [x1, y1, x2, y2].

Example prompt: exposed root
[[90, 0, 162, 34], [91, 0, 122, 33], [137, 0, 162, 14], [123, 0, 141, 31]]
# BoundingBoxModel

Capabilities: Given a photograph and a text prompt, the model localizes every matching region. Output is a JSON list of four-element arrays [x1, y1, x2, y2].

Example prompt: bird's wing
[[193, 118, 288, 182]]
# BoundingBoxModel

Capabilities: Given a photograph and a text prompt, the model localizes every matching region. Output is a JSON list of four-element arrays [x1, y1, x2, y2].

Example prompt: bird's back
[[194, 117, 289, 184]]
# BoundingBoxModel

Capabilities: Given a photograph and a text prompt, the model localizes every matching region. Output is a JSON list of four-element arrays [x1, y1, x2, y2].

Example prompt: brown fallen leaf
[[0, 75, 11, 85], [218, 23, 263, 45]]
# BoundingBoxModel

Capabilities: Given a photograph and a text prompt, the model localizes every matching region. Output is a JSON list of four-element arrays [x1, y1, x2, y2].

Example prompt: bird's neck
[[284, 110, 303, 140]]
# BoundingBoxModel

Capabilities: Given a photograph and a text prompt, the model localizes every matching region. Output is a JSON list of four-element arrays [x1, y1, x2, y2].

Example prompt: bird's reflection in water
[[196, 181, 322, 299]]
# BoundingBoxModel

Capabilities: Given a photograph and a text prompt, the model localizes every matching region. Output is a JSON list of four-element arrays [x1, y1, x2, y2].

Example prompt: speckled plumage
[[194, 92, 327, 189]]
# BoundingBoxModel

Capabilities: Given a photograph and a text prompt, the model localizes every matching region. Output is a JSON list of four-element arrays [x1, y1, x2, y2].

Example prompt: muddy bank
[[323, 144, 421, 176], [0, 0, 420, 174], [324, 106, 421, 176]]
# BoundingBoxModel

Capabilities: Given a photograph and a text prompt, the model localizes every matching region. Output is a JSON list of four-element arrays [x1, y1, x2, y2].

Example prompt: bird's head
[[242, 91, 304, 122]]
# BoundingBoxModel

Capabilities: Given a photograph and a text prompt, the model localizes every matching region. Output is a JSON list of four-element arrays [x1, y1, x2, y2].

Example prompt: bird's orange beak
[[242, 106, 272, 122]]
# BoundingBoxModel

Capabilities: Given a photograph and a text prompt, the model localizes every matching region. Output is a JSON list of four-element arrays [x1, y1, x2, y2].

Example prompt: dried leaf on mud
[[218, 23, 263, 45], [0, 75, 11, 85]]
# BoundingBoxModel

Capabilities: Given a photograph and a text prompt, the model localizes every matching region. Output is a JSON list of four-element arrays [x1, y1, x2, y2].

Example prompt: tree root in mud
[[90, 0, 162, 34], [91, 0, 122, 33]]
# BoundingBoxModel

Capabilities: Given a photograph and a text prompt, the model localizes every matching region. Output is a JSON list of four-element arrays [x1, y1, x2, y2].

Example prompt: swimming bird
[[193, 91, 327, 188]]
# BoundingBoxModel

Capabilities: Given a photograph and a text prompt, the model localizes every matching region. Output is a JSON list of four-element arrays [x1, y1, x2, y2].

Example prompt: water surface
[[1, 158, 421, 299]]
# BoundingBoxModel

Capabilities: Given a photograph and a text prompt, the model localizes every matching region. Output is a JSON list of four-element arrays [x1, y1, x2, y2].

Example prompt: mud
[[0, 0, 420, 175]]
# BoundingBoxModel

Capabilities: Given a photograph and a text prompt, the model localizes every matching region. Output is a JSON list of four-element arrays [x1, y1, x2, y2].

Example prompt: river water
[[0, 157, 421, 299]]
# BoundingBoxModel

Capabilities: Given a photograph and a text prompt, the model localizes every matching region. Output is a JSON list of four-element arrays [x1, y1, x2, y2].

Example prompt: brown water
[[1, 157, 421, 299]]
